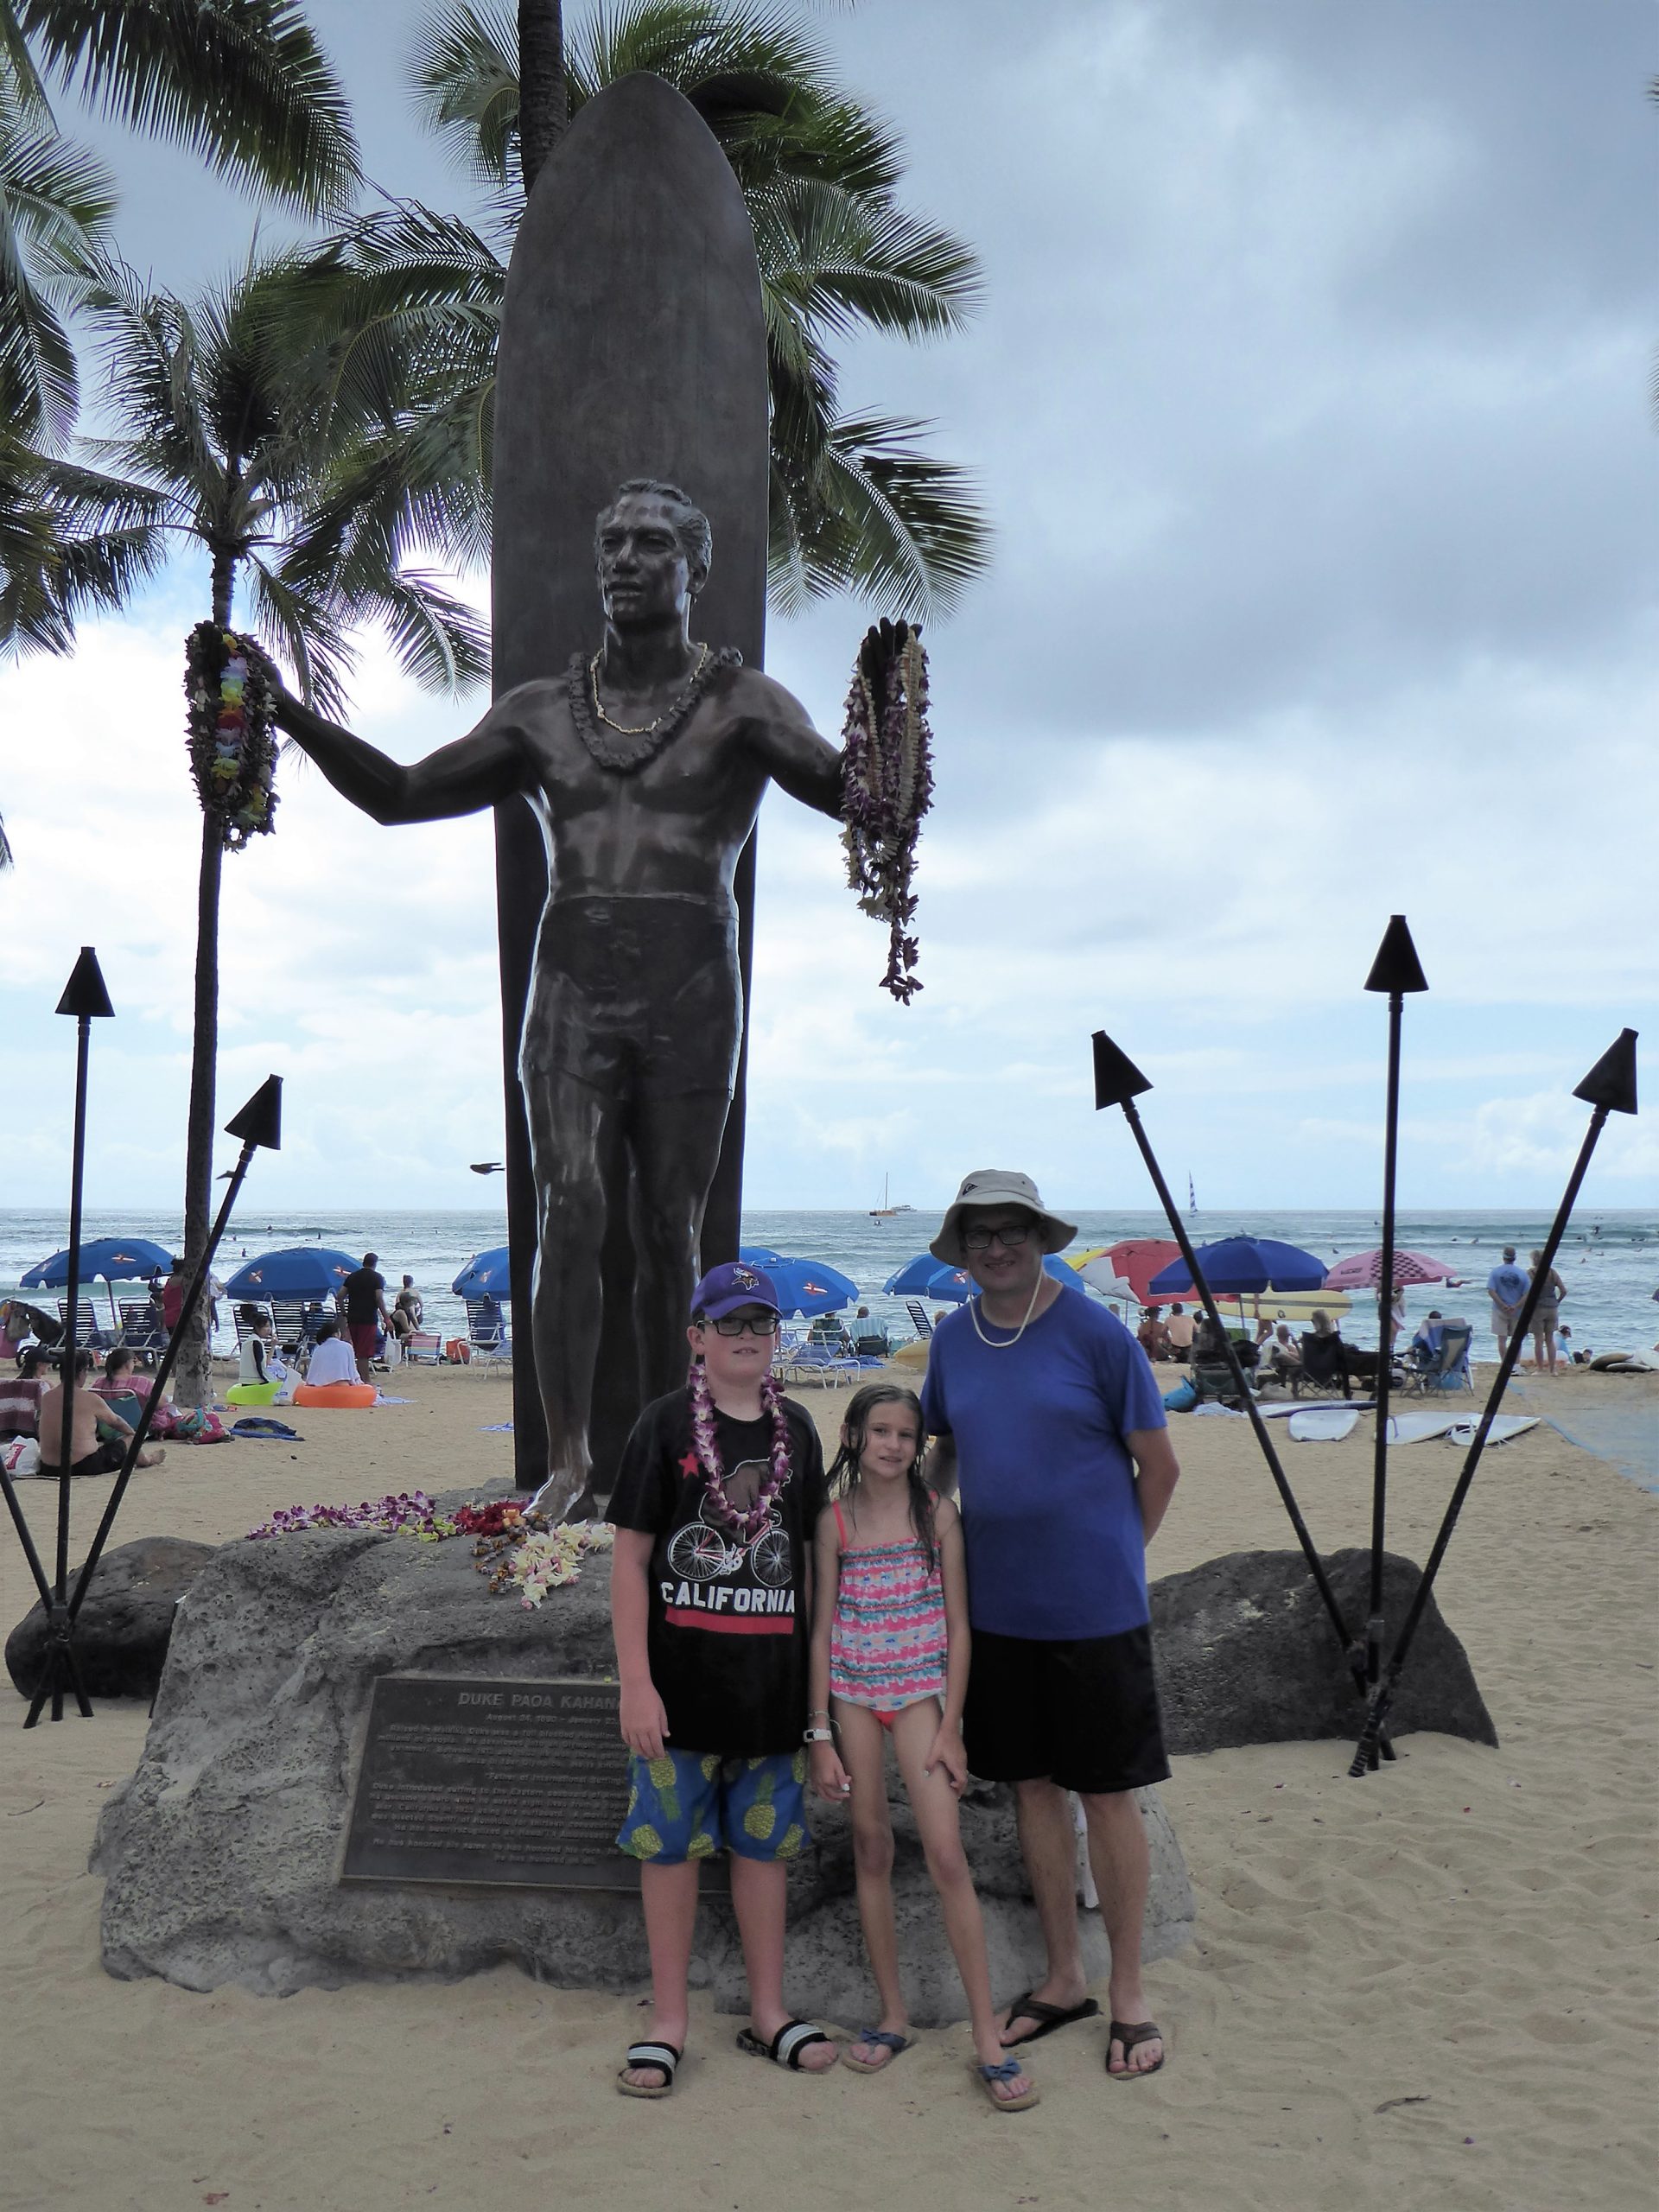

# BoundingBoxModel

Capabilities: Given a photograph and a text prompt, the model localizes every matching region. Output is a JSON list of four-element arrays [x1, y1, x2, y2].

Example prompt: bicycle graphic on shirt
[[665, 1490, 792, 1588]]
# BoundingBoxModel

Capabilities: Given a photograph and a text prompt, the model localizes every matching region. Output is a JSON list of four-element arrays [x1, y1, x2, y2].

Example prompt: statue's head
[[594, 480, 712, 625]]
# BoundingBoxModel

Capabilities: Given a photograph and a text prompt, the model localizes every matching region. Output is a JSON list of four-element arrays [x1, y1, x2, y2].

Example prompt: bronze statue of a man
[[269, 480, 844, 1510]]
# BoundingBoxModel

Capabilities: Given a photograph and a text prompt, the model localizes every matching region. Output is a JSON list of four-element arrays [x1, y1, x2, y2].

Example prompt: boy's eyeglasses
[[708, 1314, 780, 1338], [962, 1224, 1033, 1252]]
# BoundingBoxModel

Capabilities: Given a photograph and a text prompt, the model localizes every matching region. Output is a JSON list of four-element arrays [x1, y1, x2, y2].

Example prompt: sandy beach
[[3, 1357, 1655, 2212]]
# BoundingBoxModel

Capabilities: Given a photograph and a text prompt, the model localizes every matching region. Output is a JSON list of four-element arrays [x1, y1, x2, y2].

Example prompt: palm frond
[[408, 0, 518, 186], [0, 105, 117, 441], [244, 548, 357, 713], [0, 433, 168, 653], [17, 0, 361, 212], [369, 567, 489, 691]]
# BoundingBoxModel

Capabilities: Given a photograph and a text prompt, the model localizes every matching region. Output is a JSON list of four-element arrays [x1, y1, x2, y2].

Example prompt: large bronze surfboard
[[492, 72, 769, 1487]]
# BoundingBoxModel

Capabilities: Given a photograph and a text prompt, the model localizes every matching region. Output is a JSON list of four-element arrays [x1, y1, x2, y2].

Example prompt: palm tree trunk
[[176, 817, 222, 1407], [176, 552, 235, 1407], [518, 0, 566, 193]]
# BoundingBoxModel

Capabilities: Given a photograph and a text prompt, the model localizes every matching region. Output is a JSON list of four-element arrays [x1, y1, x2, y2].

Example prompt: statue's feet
[[528, 1472, 598, 1523]]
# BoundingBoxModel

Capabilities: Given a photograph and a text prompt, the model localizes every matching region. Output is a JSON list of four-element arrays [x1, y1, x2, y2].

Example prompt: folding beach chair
[[1295, 1332, 1355, 1399], [904, 1300, 934, 1341], [465, 1300, 509, 1366], [1403, 1321, 1473, 1395], [404, 1330, 444, 1365]]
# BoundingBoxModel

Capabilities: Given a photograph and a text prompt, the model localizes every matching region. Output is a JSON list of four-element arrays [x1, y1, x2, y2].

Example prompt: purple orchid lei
[[687, 1358, 793, 1541], [840, 619, 934, 1003]]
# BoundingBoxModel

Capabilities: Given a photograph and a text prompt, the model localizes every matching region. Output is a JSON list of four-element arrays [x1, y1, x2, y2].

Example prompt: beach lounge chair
[[465, 1300, 509, 1366], [57, 1299, 109, 1350], [118, 1302, 168, 1363], [904, 1300, 934, 1341], [784, 1343, 859, 1388], [1403, 1320, 1473, 1395], [270, 1300, 329, 1357]]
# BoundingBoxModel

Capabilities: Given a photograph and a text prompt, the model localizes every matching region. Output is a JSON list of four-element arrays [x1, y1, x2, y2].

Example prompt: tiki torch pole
[[1092, 1031, 1385, 1732], [1360, 917, 1428, 1770], [35, 950, 115, 1723], [63, 1078, 283, 1645], [1349, 1028, 1637, 1777]]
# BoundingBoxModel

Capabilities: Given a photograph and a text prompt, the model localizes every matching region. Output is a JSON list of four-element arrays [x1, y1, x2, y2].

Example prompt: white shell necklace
[[969, 1272, 1048, 1348]]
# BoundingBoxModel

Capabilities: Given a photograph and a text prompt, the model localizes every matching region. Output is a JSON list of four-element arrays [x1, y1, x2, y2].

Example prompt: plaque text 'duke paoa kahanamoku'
[[341, 1675, 709, 1893]]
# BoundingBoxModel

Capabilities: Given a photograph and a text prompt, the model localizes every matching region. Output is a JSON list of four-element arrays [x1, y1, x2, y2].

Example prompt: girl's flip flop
[[735, 2019, 837, 2071], [976, 2058, 1041, 2112], [616, 2040, 680, 2098], [842, 2028, 912, 2074]]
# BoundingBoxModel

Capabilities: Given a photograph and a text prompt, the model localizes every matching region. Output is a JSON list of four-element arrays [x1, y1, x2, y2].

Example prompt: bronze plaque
[[341, 1673, 671, 1892]]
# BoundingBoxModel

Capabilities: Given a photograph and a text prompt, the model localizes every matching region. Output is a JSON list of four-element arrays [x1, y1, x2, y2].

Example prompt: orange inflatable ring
[[293, 1381, 377, 1410]]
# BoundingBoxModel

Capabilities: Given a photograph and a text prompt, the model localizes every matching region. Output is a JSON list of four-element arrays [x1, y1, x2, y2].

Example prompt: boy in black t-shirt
[[609, 1262, 836, 2097]]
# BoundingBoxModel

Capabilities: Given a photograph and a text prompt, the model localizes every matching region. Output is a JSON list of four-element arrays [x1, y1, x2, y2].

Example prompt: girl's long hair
[[828, 1382, 936, 1571]]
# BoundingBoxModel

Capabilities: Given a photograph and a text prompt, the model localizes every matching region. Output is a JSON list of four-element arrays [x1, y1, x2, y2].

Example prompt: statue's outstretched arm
[[271, 687, 527, 825], [741, 674, 842, 819]]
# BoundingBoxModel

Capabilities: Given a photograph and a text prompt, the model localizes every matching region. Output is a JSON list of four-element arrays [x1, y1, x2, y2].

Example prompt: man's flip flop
[[999, 1992, 1101, 2046], [1107, 2019, 1166, 2079], [842, 2027, 912, 2075], [735, 2020, 837, 2071], [976, 2059, 1041, 2112], [616, 2040, 680, 2098]]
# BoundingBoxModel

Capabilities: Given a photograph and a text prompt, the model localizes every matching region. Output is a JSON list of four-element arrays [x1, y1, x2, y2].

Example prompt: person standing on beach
[[1485, 1247, 1529, 1363], [920, 1170, 1180, 2081], [341, 1255, 391, 1382], [1526, 1249, 1567, 1375]]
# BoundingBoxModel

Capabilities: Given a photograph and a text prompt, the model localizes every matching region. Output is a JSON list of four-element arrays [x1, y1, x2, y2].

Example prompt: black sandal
[[616, 2040, 681, 2098], [735, 2019, 836, 2071], [999, 1992, 1101, 2047]]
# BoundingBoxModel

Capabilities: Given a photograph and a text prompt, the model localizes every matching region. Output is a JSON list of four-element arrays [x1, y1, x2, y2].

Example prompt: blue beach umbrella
[[22, 1235, 179, 1332], [739, 1249, 859, 1319], [453, 1247, 511, 1300], [226, 1247, 359, 1300], [1147, 1235, 1327, 1299]]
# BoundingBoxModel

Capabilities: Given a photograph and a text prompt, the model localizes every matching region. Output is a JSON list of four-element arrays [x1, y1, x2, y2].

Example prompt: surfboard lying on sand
[[1384, 1413, 1459, 1445], [1257, 1399, 1373, 1420], [1287, 1408, 1360, 1442], [1447, 1416, 1539, 1446]]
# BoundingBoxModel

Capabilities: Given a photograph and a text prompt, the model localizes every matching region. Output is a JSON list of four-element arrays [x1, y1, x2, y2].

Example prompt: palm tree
[[72, 252, 485, 1401], [315, 0, 988, 623]]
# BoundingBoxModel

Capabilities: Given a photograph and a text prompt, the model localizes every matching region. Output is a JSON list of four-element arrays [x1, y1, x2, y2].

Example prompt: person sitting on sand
[[303, 1321, 361, 1389], [0, 1345, 48, 1438], [94, 1346, 179, 1437], [808, 1383, 1038, 2111], [236, 1306, 288, 1390], [1163, 1302, 1195, 1359], [1137, 1306, 1171, 1362], [38, 1351, 165, 1476]]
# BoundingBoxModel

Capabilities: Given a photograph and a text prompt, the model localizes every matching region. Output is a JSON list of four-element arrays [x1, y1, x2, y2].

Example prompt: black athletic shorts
[[963, 1622, 1171, 1796]]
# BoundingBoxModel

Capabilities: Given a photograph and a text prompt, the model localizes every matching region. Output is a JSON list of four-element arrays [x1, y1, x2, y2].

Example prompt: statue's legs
[[524, 1066, 613, 1503], [629, 1085, 737, 1398]]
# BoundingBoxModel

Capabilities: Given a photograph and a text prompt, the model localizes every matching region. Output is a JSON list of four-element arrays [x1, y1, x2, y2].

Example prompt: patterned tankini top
[[827, 1497, 948, 1716]]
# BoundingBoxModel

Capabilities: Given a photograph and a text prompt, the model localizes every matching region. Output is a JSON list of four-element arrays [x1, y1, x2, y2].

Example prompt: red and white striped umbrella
[[1322, 1247, 1455, 1290]]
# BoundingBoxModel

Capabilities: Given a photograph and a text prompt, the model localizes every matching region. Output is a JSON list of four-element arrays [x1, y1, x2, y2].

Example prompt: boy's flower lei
[[688, 1357, 793, 1541], [185, 622, 279, 851]]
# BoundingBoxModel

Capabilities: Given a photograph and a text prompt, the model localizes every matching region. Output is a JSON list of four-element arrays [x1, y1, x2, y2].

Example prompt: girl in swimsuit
[[807, 1384, 1038, 2112]]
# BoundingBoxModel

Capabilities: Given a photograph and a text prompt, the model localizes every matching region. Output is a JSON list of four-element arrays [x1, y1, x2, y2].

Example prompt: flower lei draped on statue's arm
[[688, 1357, 794, 1538], [185, 622, 279, 851], [840, 618, 934, 1004]]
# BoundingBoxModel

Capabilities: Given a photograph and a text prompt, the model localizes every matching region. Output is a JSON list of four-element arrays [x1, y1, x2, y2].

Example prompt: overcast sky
[[3, 0, 1654, 1218]]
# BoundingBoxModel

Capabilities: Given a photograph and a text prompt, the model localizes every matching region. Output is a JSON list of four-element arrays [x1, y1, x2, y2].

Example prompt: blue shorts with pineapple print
[[617, 1747, 809, 1866]]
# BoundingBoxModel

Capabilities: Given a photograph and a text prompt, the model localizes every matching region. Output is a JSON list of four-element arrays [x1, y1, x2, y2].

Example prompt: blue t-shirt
[[920, 1286, 1167, 1640], [1486, 1263, 1528, 1306]]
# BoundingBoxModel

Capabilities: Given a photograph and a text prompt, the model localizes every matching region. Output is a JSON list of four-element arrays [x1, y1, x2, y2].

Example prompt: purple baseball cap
[[690, 1260, 781, 1322]]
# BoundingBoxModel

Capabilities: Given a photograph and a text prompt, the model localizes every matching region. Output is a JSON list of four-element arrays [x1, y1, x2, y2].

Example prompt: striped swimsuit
[[827, 1497, 948, 1726]]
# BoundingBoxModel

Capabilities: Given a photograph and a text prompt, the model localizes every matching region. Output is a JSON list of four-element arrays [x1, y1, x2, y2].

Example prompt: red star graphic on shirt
[[679, 1449, 701, 1476]]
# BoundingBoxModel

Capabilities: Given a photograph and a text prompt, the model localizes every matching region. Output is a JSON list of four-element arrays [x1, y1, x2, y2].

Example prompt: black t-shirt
[[343, 1268, 385, 1324], [607, 1386, 827, 1758]]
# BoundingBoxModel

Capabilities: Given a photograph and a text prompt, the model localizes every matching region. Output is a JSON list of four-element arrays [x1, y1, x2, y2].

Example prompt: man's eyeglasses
[[962, 1224, 1033, 1253], [708, 1313, 780, 1338]]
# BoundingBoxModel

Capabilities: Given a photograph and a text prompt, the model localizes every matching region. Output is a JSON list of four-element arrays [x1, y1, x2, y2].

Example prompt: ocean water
[[3, 1205, 1655, 1361]]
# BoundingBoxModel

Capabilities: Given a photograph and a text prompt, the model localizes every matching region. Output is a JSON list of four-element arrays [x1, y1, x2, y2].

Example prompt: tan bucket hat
[[931, 1169, 1077, 1264]]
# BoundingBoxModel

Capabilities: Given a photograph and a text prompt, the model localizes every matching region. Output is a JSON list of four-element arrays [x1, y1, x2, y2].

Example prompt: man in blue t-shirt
[[922, 1169, 1180, 2082], [1485, 1247, 1529, 1362]]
